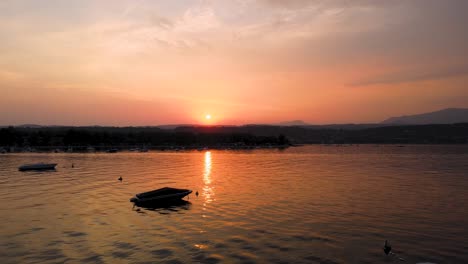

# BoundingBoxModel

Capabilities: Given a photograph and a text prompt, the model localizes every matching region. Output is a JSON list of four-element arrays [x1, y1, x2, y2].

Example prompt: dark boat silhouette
[[130, 187, 192, 205], [134, 199, 192, 211], [18, 163, 57, 171]]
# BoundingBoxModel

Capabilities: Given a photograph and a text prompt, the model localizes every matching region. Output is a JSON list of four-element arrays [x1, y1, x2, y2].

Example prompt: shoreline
[[2, 143, 468, 154], [0, 144, 293, 154]]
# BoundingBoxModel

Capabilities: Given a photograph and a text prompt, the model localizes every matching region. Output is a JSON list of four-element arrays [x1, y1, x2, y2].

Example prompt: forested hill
[[382, 108, 468, 125]]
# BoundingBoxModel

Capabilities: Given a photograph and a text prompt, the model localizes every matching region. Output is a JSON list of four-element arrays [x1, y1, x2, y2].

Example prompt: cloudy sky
[[1, 0, 467, 125]]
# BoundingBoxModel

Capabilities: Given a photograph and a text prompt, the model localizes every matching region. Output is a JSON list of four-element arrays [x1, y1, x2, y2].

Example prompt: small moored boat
[[19, 163, 57, 171], [130, 187, 192, 204]]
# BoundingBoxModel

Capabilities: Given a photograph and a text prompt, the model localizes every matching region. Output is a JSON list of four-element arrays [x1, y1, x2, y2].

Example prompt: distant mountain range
[[381, 108, 468, 125], [275, 120, 310, 126], [15, 124, 44, 128], [157, 124, 194, 130], [3, 108, 468, 128], [277, 108, 468, 126]]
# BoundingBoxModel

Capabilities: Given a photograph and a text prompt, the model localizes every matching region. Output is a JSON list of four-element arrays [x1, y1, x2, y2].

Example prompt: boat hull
[[130, 187, 192, 205], [18, 163, 57, 171]]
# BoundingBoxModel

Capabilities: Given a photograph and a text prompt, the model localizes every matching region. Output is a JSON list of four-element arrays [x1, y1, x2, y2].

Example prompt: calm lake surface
[[0, 145, 467, 264]]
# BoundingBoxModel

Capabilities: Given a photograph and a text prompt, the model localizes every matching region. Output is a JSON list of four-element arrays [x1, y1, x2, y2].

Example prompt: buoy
[[195, 191, 199, 196], [383, 240, 405, 261], [383, 240, 392, 255], [118, 176, 122, 181], [72, 163, 74, 168]]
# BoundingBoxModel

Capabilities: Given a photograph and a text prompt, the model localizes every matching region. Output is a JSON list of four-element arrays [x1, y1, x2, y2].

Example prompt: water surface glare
[[0, 145, 467, 263]]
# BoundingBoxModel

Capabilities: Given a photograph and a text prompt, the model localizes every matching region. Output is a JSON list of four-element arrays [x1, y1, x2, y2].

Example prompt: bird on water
[[195, 191, 199, 196], [118, 176, 122, 181]]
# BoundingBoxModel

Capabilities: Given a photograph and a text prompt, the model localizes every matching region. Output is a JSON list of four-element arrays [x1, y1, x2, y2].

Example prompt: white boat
[[130, 187, 192, 204], [18, 163, 57, 171]]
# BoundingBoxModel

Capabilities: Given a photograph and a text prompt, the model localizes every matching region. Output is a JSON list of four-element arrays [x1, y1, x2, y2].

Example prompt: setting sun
[[205, 114, 212, 120]]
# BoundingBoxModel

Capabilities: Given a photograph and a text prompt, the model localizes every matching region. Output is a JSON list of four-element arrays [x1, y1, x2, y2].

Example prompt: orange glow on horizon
[[200, 113, 216, 125], [0, 1, 467, 126]]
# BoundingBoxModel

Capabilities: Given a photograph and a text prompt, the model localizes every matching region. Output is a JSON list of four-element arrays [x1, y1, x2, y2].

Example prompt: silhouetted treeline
[[0, 126, 289, 147], [1, 123, 467, 148], [175, 123, 468, 144]]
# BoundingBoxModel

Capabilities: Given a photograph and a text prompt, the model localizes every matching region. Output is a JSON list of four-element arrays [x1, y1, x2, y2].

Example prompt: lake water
[[0, 145, 467, 264]]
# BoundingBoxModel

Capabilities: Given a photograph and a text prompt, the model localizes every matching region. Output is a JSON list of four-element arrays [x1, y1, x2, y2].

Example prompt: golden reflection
[[194, 244, 208, 249], [203, 151, 214, 203], [204, 151, 212, 184]]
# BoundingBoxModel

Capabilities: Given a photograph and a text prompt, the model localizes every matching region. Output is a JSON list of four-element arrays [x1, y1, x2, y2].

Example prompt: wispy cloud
[[1, 0, 468, 124], [349, 64, 468, 86]]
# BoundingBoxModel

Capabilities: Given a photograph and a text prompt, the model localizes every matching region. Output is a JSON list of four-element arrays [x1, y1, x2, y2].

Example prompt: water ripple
[[0, 146, 467, 263]]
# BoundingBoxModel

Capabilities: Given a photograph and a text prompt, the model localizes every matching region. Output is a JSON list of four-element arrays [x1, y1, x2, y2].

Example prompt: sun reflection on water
[[203, 151, 214, 204]]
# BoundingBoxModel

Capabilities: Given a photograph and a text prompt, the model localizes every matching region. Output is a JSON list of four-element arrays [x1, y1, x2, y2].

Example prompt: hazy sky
[[1, 0, 467, 125]]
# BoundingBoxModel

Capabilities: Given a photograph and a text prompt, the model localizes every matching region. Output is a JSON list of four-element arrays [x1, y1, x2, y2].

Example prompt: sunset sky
[[1, 0, 467, 126]]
